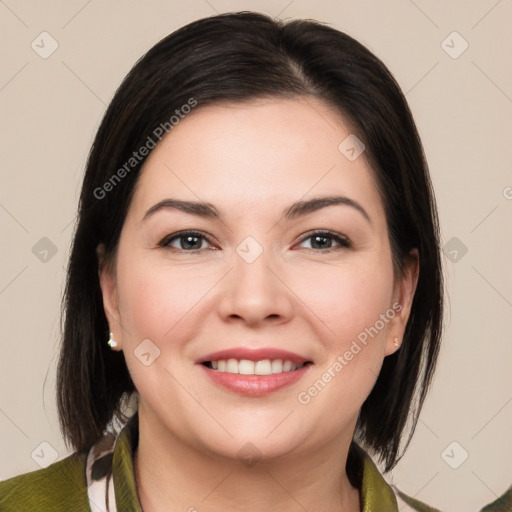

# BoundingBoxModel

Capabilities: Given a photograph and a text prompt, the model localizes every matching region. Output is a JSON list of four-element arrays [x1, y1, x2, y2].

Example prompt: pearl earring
[[108, 331, 121, 351]]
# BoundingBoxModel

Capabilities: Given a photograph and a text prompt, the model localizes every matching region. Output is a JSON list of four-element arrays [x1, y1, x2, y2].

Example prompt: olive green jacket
[[1, 414, 510, 511]]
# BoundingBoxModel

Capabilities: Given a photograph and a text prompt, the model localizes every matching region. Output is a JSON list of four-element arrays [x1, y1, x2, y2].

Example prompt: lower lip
[[199, 364, 311, 396]]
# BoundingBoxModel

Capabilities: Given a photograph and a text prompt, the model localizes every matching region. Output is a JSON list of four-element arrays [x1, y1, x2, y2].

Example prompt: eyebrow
[[284, 196, 371, 224], [143, 195, 371, 224]]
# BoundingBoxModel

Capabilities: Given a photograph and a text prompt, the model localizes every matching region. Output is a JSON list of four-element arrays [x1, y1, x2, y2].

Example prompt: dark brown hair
[[57, 11, 443, 472]]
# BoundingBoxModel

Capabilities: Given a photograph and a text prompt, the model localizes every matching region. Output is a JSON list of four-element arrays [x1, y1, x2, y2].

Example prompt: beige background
[[0, 1, 511, 510]]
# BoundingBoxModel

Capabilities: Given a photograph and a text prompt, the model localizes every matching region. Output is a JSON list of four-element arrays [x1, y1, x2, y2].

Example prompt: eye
[[158, 230, 215, 252], [296, 230, 351, 252], [158, 229, 350, 253]]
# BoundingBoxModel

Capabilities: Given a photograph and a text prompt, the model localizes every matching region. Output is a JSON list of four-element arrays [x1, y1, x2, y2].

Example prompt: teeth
[[239, 359, 255, 375], [208, 358, 304, 375], [227, 358, 239, 373], [283, 360, 294, 372], [271, 359, 283, 373], [254, 359, 272, 375]]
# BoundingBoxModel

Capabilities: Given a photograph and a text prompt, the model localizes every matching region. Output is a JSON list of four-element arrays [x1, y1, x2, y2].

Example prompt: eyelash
[[158, 229, 351, 253]]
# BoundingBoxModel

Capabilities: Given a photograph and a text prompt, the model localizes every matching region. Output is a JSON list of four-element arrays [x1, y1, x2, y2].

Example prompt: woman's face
[[99, 96, 417, 462]]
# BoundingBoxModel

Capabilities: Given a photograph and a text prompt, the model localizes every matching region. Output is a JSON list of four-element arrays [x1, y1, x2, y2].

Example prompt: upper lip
[[197, 348, 312, 365]]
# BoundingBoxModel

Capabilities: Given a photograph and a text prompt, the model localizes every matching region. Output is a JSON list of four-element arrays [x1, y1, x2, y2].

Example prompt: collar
[[89, 412, 400, 511]]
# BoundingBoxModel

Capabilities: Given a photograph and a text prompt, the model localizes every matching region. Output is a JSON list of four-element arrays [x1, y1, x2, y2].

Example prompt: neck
[[133, 409, 360, 512]]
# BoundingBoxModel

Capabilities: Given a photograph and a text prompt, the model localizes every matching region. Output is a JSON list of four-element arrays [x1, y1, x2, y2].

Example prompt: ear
[[97, 243, 122, 348], [384, 249, 419, 356]]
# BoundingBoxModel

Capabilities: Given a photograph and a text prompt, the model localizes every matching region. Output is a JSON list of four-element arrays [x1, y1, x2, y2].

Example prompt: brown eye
[[159, 230, 213, 252], [297, 231, 351, 251]]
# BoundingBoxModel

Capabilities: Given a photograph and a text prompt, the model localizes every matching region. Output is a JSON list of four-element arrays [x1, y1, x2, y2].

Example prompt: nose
[[217, 246, 294, 327]]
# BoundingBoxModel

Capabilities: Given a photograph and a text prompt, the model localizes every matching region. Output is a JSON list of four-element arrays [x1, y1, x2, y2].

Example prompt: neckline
[[110, 411, 399, 511]]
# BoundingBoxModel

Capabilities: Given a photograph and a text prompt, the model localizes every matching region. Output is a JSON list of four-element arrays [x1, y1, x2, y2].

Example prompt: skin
[[98, 96, 418, 512]]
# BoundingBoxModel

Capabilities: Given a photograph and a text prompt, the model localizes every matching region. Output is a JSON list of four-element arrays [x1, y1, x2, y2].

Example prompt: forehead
[[127, 97, 385, 226]]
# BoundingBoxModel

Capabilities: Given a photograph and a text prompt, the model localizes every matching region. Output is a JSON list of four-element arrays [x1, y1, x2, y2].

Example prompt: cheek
[[294, 272, 394, 425], [293, 258, 395, 344], [292, 258, 395, 406], [114, 256, 203, 405], [342, 271, 394, 347], [117, 273, 169, 340], [116, 255, 210, 343]]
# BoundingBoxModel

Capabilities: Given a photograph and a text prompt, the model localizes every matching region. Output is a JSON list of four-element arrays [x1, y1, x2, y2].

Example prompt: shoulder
[[0, 452, 90, 511], [393, 486, 443, 512], [351, 443, 441, 511], [480, 486, 512, 511], [393, 482, 512, 512]]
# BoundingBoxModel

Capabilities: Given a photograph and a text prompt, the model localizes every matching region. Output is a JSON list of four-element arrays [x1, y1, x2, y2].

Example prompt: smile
[[202, 358, 310, 375]]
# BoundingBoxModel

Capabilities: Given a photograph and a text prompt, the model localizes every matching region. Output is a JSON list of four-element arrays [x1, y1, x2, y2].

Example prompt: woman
[[0, 11, 509, 512]]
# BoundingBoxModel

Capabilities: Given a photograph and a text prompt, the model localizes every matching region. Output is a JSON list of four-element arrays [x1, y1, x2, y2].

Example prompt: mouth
[[197, 348, 313, 396], [201, 359, 312, 375]]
